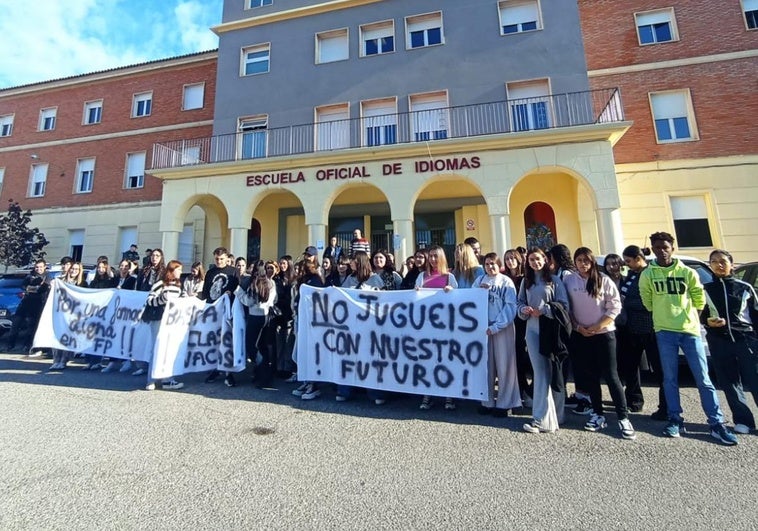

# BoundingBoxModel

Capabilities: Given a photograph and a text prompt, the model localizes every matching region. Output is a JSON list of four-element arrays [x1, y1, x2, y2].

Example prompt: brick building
[[0, 51, 217, 265], [579, 0, 758, 260]]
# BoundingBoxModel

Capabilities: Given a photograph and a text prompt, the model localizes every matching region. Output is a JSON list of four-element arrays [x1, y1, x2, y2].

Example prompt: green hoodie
[[639, 258, 705, 336]]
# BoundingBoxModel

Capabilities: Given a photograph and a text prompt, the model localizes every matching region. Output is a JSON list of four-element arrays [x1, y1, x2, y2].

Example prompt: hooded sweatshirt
[[639, 258, 704, 336]]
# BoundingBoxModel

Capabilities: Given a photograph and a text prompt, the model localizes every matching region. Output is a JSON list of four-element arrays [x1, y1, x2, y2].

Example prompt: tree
[[0, 200, 50, 272]]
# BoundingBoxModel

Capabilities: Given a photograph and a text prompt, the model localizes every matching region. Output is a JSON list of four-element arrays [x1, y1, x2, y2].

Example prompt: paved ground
[[1, 352, 757, 530]]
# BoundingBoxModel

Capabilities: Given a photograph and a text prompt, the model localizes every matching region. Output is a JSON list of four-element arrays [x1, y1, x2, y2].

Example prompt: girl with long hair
[[518, 247, 568, 433], [503, 248, 532, 406], [400, 249, 427, 290], [371, 249, 402, 290], [49, 263, 88, 371], [183, 261, 205, 298], [274, 255, 296, 380], [137, 248, 166, 292], [453, 243, 484, 289], [473, 252, 521, 417], [236, 265, 278, 387], [564, 247, 634, 439], [343, 251, 383, 290], [291, 260, 325, 400], [334, 255, 352, 287]]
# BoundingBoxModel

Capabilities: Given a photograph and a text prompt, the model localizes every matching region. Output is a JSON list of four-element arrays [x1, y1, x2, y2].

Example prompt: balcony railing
[[152, 87, 623, 170]]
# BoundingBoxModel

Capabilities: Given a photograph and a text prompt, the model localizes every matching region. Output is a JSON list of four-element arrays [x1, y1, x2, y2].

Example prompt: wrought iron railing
[[152, 88, 623, 169]]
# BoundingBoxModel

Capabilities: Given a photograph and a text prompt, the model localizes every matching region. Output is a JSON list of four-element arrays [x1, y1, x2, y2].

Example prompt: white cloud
[[0, 0, 220, 89]]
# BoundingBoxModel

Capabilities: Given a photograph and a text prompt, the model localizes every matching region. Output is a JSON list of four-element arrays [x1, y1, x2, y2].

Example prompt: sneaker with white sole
[[710, 423, 738, 446], [444, 398, 456, 410], [584, 414, 607, 432], [419, 396, 432, 410], [119, 360, 134, 373], [663, 420, 685, 438], [145, 383, 156, 391], [284, 373, 298, 383], [301, 383, 321, 400], [292, 382, 309, 397], [618, 418, 636, 440], [572, 400, 593, 415], [335, 395, 347, 402], [162, 379, 184, 391], [733, 423, 751, 435], [101, 361, 118, 373], [522, 420, 551, 433]]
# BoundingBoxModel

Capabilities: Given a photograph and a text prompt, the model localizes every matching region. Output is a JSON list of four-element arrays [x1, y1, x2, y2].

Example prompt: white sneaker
[[301, 384, 321, 400], [733, 423, 751, 434], [618, 418, 636, 440], [584, 414, 607, 432], [101, 361, 118, 373], [119, 360, 134, 373], [292, 382, 309, 397], [145, 383, 156, 391], [162, 379, 184, 390], [335, 395, 347, 402]]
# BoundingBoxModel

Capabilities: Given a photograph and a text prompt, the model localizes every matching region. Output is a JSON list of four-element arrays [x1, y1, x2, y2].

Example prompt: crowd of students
[[8, 231, 757, 445]]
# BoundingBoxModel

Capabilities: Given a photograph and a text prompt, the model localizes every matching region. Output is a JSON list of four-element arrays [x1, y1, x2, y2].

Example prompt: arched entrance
[[251, 189, 306, 261], [523, 201, 557, 250], [327, 183, 391, 254]]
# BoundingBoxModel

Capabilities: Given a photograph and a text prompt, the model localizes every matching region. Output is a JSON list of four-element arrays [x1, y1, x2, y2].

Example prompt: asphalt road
[[1, 352, 757, 530]]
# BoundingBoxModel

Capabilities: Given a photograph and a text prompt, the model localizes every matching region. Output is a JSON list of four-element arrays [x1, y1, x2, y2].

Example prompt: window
[[315, 104, 350, 151], [670, 196, 713, 247], [39, 108, 56, 131], [409, 92, 449, 141], [181, 146, 201, 165], [0, 167, 4, 196], [635, 9, 677, 45], [83, 100, 102, 125], [242, 44, 270, 76], [75, 158, 95, 193], [69, 229, 84, 262], [743, 0, 758, 29], [132, 92, 152, 117], [239, 116, 268, 159], [650, 90, 697, 143], [0, 114, 13, 137], [360, 21, 394, 56], [29, 164, 47, 197], [182, 83, 204, 110], [498, 0, 542, 35], [316, 29, 349, 64], [362, 98, 397, 146], [406, 12, 443, 49], [506, 79, 551, 131], [125, 152, 146, 189], [248, 0, 272, 7]]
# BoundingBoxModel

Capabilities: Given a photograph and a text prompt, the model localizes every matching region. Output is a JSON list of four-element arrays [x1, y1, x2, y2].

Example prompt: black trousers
[[618, 329, 667, 412], [571, 331, 628, 419]]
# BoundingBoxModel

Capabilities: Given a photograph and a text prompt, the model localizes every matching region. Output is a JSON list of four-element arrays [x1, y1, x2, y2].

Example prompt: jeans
[[656, 330, 725, 426]]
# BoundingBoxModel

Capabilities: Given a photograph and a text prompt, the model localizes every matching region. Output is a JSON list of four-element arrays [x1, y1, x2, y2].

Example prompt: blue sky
[[0, 0, 223, 89]]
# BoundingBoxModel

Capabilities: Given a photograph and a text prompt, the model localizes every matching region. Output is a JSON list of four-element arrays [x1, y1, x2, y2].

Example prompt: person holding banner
[[518, 247, 569, 434], [202, 247, 239, 386], [291, 260, 325, 400], [142, 260, 185, 391], [372, 250, 402, 291], [236, 266, 278, 387], [473, 253, 521, 417], [49, 262, 87, 371], [416, 245, 459, 410]]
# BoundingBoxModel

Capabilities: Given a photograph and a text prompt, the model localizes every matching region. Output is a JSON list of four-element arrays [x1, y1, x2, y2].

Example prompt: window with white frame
[[182, 83, 204, 110], [125, 152, 146, 189], [360, 20, 394, 56], [316, 29, 349, 64], [239, 116, 268, 159], [242, 44, 270, 76], [635, 9, 677, 45], [0, 114, 13, 137], [409, 92, 449, 141], [29, 164, 47, 197], [248, 0, 272, 7], [650, 90, 697, 142], [315, 104, 350, 151], [75, 158, 95, 194], [498, 0, 542, 35], [743, 0, 758, 29], [69, 229, 84, 262], [132, 92, 152, 117], [506, 79, 551, 131], [670, 196, 713, 247], [406, 12, 444, 49], [362, 98, 397, 146], [39, 108, 56, 131], [83, 100, 102, 125]]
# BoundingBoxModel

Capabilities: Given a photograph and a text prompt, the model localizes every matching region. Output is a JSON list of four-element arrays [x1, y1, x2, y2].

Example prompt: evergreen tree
[[0, 200, 49, 272]]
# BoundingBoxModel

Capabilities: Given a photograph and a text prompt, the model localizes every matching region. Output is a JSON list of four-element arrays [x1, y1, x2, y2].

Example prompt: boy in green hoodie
[[639, 232, 737, 445]]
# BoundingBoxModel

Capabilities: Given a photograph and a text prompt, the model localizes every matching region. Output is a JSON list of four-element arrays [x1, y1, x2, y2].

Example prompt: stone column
[[392, 218, 414, 265], [596, 207, 624, 254], [229, 227, 249, 260], [308, 223, 327, 253], [489, 213, 510, 258], [161, 230, 181, 262]]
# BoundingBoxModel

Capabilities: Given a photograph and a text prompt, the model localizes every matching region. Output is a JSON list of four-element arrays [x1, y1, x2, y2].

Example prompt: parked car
[[734, 261, 758, 291], [0, 272, 29, 334]]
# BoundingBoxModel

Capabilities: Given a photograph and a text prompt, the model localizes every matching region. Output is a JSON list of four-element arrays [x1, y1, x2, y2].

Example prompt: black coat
[[538, 301, 572, 393]]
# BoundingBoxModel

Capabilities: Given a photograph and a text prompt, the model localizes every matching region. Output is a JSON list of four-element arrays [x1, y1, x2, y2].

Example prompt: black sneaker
[[565, 393, 580, 406], [572, 400, 593, 415], [224, 373, 236, 387], [205, 369, 220, 383]]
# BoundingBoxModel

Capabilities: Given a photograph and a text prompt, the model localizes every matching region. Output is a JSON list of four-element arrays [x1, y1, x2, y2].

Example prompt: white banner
[[150, 293, 245, 380], [296, 286, 489, 399], [34, 279, 153, 362]]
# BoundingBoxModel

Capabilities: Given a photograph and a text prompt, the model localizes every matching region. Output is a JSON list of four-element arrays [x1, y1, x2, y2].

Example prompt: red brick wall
[[579, 0, 758, 70], [0, 57, 216, 208]]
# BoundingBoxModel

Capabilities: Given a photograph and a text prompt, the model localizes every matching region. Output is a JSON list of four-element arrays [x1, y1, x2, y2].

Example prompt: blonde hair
[[426, 245, 449, 275], [454, 243, 480, 284]]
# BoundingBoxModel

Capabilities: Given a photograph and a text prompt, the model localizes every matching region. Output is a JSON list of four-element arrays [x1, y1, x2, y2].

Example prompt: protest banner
[[34, 279, 153, 362], [150, 293, 245, 380], [296, 286, 489, 399]]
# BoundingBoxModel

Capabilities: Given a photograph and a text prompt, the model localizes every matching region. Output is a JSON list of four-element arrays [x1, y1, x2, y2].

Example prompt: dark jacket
[[16, 271, 50, 317], [702, 276, 758, 341], [322, 245, 344, 262], [538, 301, 572, 393], [202, 265, 239, 303]]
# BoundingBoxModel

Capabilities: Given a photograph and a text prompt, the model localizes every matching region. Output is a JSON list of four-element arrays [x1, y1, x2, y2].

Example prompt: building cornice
[[212, 0, 384, 34], [615, 154, 758, 174], [588, 49, 758, 77], [151, 121, 632, 180]]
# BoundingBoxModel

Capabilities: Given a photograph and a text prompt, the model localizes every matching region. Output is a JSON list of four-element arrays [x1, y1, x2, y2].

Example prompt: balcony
[[151, 88, 623, 170]]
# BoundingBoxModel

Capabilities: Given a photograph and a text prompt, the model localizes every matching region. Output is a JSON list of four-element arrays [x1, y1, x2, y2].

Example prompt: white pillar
[[393, 218, 414, 265], [308, 223, 327, 253], [229, 227, 248, 261], [596, 207, 624, 254], [489, 213, 509, 258], [161, 230, 181, 262]]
